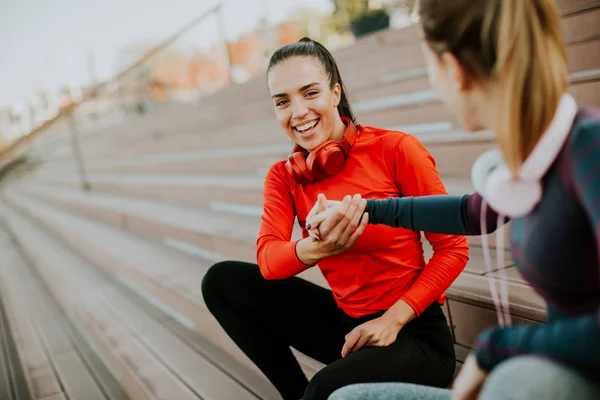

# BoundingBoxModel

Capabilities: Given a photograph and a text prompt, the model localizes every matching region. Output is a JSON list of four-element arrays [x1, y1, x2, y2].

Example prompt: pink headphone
[[471, 94, 577, 327], [471, 94, 578, 218]]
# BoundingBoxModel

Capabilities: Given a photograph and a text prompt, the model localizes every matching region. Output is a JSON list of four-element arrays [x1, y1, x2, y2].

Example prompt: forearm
[[365, 193, 507, 235], [401, 237, 469, 315], [474, 310, 600, 379], [382, 298, 417, 329], [256, 239, 313, 279], [365, 195, 469, 234]]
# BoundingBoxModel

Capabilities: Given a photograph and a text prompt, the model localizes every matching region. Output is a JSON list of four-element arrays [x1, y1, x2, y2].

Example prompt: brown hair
[[419, 0, 568, 175]]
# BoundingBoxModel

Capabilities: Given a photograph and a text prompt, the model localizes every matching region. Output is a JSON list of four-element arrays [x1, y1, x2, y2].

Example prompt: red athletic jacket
[[257, 125, 469, 317]]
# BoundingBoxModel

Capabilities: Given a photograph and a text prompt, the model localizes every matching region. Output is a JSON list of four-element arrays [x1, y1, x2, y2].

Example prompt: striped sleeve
[[473, 118, 600, 379]]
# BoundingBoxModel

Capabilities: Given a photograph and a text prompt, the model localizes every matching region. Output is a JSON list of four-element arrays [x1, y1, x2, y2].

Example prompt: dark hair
[[267, 37, 356, 123], [419, 0, 567, 176]]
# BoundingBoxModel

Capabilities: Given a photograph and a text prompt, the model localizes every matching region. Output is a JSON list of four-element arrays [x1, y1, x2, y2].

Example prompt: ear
[[332, 82, 342, 106], [440, 52, 474, 91]]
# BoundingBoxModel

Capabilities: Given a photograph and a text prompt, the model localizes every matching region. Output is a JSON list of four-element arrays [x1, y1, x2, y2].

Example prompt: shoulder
[[265, 160, 293, 189], [569, 107, 600, 158], [358, 125, 425, 153]]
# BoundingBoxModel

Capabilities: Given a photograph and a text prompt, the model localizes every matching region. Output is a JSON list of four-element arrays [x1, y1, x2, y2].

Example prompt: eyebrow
[[271, 82, 321, 99]]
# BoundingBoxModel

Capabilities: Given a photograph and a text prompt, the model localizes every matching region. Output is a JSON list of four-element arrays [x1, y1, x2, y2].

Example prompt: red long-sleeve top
[[257, 125, 469, 317]]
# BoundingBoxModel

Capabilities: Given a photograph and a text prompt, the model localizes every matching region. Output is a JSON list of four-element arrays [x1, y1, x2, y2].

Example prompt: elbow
[[256, 246, 286, 280], [434, 236, 470, 265], [256, 257, 281, 280], [256, 248, 276, 280]]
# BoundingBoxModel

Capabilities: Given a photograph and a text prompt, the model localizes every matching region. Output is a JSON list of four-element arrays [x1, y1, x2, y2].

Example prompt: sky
[[0, 0, 333, 110]]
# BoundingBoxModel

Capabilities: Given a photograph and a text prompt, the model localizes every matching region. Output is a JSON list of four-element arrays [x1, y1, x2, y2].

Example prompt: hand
[[307, 194, 369, 258], [341, 313, 403, 357], [305, 193, 331, 241], [451, 353, 487, 400], [306, 194, 359, 240]]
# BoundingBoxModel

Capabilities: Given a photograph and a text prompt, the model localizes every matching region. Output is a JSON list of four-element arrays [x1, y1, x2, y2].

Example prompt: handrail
[[0, 3, 224, 170]]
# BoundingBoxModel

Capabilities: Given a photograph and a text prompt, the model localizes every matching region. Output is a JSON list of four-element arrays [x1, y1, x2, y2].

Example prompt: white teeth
[[296, 120, 318, 132]]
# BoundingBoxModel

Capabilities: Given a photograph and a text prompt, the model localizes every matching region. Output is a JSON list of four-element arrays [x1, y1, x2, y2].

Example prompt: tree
[[330, 0, 370, 33]]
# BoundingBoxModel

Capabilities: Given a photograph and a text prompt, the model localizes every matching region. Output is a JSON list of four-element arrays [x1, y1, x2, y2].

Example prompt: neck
[[475, 84, 500, 132], [329, 116, 348, 142]]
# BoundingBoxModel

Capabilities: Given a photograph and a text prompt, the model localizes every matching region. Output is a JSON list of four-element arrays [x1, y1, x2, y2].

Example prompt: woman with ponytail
[[315, 1, 600, 399], [202, 37, 470, 400]]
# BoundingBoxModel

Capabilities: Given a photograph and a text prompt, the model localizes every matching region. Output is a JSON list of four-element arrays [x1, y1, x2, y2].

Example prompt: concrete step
[[9, 181, 545, 325], [28, 168, 510, 249], [0, 197, 281, 400], [28, 170, 477, 210], [0, 188, 318, 393], [24, 170, 512, 250], [39, 129, 497, 179], [0, 230, 35, 400], [0, 226, 128, 400], [7, 178, 546, 363]]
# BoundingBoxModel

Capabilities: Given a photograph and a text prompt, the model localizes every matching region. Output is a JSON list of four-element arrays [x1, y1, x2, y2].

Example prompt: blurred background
[[0, 0, 419, 149], [0, 1, 598, 399]]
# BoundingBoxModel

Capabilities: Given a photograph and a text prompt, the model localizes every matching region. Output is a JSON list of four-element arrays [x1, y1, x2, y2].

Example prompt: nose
[[291, 99, 309, 121]]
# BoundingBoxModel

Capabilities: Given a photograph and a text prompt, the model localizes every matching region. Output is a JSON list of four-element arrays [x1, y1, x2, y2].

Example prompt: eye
[[275, 99, 288, 107], [305, 90, 319, 97]]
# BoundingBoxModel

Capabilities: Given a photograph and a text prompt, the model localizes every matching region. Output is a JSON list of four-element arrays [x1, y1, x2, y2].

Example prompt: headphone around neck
[[471, 94, 578, 217], [286, 116, 360, 184]]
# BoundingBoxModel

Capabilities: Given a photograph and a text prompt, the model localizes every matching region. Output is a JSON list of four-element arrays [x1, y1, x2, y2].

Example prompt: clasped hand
[[305, 193, 363, 242], [304, 193, 368, 257]]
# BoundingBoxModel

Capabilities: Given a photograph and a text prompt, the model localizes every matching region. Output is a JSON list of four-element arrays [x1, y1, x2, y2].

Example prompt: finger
[[341, 329, 361, 357], [308, 229, 320, 242], [317, 193, 329, 212], [345, 213, 369, 249], [306, 200, 320, 222], [351, 331, 371, 353], [341, 198, 367, 242], [329, 194, 361, 239], [319, 196, 352, 237], [306, 209, 331, 231], [326, 200, 341, 208]]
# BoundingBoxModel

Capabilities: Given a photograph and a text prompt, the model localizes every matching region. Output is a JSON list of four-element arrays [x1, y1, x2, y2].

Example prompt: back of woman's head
[[267, 37, 356, 123], [419, 0, 568, 174]]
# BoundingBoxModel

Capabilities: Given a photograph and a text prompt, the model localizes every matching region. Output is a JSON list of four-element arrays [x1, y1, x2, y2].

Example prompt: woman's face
[[421, 42, 486, 132], [268, 56, 342, 152]]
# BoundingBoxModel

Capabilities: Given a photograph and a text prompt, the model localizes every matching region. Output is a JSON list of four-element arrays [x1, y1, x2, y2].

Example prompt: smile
[[293, 119, 320, 135]]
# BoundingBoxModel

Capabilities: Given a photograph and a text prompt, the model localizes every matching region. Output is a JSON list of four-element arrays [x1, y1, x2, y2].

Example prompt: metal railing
[[0, 3, 231, 188]]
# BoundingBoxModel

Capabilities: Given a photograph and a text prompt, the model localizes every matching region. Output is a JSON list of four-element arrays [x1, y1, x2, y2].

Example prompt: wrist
[[384, 298, 416, 328], [295, 237, 326, 266]]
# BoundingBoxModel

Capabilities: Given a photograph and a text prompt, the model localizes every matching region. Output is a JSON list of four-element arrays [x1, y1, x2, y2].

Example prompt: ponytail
[[419, 0, 568, 177], [494, 0, 568, 176]]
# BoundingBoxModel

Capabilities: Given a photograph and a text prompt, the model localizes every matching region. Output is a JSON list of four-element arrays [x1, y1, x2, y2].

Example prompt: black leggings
[[201, 261, 456, 400]]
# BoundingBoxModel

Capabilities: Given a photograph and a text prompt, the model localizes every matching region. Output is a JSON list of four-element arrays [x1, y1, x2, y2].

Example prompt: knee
[[304, 368, 342, 400], [479, 356, 572, 400], [201, 261, 256, 306], [328, 384, 372, 400]]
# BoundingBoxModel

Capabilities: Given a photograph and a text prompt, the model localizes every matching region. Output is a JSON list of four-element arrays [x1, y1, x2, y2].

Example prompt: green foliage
[[330, 0, 370, 33]]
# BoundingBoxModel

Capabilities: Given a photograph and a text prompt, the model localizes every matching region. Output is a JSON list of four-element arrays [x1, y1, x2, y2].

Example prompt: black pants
[[201, 261, 455, 400]]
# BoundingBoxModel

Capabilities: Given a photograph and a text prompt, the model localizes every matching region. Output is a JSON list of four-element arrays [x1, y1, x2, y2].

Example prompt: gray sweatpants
[[328, 356, 600, 400]]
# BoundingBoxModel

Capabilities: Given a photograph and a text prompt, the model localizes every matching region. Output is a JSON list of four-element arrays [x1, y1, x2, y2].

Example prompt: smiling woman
[[201, 37, 470, 400], [267, 37, 352, 153]]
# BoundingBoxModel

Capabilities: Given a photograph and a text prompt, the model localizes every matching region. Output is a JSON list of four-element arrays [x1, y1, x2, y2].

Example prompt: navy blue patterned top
[[365, 107, 600, 380]]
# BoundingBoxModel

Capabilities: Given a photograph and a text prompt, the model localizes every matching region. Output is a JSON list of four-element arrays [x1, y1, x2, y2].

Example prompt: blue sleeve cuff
[[473, 327, 500, 372]]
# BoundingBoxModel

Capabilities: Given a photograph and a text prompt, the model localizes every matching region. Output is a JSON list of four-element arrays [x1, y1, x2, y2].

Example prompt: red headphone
[[285, 116, 360, 184]]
